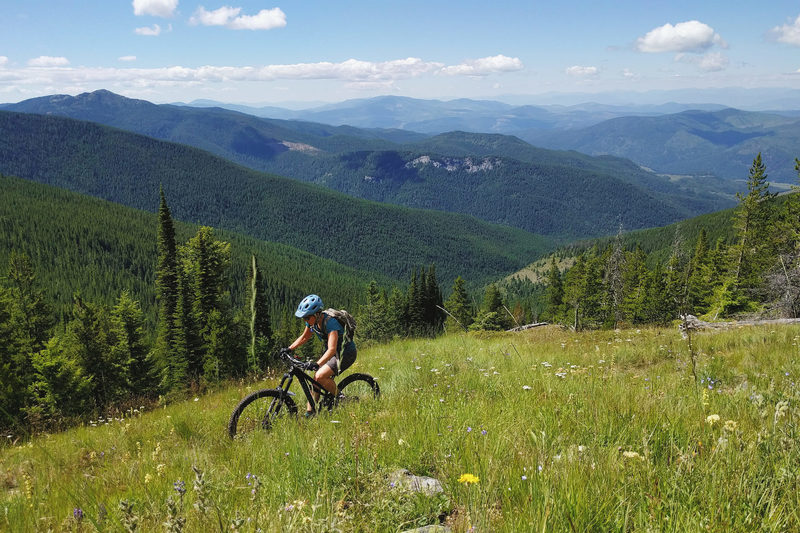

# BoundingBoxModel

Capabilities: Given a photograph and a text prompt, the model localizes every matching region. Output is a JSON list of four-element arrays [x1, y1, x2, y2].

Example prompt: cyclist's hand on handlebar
[[302, 361, 319, 371]]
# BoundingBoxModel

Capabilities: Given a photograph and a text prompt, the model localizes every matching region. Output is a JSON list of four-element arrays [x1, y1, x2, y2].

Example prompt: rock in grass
[[400, 526, 451, 533], [388, 469, 444, 496]]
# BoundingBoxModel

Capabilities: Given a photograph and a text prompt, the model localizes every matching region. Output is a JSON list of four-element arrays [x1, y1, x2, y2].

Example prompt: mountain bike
[[227, 348, 380, 438]]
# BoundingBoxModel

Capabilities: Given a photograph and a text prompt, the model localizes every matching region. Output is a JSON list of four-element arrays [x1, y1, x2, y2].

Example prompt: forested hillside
[[2, 91, 734, 237], [0, 175, 375, 324], [0, 111, 554, 284], [502, 156, 800, 329]]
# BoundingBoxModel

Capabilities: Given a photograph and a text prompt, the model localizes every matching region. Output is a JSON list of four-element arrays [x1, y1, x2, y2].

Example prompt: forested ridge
[[0, 110, 554, 284], [0, 175, 376, 325]]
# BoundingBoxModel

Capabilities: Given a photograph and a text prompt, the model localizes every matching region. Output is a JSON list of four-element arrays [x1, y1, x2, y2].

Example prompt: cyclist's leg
[[309, 363, 337, 413]]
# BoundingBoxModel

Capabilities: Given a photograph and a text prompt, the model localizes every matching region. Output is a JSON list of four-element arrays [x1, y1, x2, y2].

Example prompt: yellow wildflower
[[458, 473, 480, 485], [724, 420, 737, 432], [156, 463, 166, 477], [144, 473, 153, 484]]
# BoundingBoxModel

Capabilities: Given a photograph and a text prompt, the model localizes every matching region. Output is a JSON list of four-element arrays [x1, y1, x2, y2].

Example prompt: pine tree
[[386, 286, 408, 338], [544, 258, 564, 322], [248, 255, 272, 370], [424, 265, 445, 334], [621, 246, 649, 324], [0, 286, 27, 429], [153, 187, 179, 392], [406, 269, 425, 336], [686, 229, 712, 315], [111, 291, 154, 397], [361, 280, 389, 341], [443, 276, 473, 331], [716, 153, 777, 315]]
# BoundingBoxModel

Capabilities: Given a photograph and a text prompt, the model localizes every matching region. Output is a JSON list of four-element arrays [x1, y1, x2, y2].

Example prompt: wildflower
[[73, 508, 84, 522], [481, 429, 487, 436], [538, 465, 543, 472], [521, 475, 527, 481], [398, 439, 407, 446], [724, 420, 737, 432], [522, 385, 531, 390], [173, 480, 186, 496], [144, 473, 153, 484], [458, 473, 480, 485], [467, 427, 472, 433], [702, 389, 710, 409], [156, 463, 166, 476], [622, 451, 643, 460], [706, 414, 720, 426]]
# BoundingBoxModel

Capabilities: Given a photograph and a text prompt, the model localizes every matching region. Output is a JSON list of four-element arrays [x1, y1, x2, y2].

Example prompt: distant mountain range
[[522, 108, 800, 184], [0, 110, 554, 284], [0, 90, 735, 238], [177, 94, 730, 132], [173, 93, 800, 184]]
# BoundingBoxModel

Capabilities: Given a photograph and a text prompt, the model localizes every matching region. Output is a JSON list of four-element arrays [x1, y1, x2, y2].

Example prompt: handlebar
[[278, 348, 312, 370]]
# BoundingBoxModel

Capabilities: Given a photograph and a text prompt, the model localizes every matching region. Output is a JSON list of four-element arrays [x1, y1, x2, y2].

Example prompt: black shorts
[[324, 341, 357, 376]]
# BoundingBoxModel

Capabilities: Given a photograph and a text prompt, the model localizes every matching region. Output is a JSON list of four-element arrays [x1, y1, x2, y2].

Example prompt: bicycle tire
[[337, 373, 380, 404], [228, 389, 297, 438]]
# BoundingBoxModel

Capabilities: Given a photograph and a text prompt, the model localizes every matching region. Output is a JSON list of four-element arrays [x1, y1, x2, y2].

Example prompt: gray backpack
[[321, 308, 357, 344]]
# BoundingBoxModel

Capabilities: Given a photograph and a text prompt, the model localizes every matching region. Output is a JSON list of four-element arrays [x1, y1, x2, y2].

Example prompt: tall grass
[[1, 324, 799, 531]]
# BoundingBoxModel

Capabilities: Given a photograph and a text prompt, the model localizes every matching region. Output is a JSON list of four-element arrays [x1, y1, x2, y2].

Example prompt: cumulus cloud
[[28, 56, 70, 67], [118, 56, 137, 62], [0, 56, 8, 67], [135, 24, 163, 36], [565, 65, 598, 77], [769, 14, 800, 46], [190, 6, 286, 30], [676, 51, 730, 72], [132, 0, 178, 18], [636, 20, 726, 53], [439, 55, 523, 76]]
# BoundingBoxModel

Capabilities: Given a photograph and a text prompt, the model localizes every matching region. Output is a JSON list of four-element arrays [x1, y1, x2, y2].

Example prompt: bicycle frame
[[276, 353, 336, 415]]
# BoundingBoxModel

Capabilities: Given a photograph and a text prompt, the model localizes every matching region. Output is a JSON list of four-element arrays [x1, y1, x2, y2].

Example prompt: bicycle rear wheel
[[228, 389, 297, 438], [337, 373, 380, 405]]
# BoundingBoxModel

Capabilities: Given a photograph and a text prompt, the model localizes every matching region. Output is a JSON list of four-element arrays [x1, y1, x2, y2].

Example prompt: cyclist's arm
[[317, 330, 338, 366], [288, 326, 313, 351]]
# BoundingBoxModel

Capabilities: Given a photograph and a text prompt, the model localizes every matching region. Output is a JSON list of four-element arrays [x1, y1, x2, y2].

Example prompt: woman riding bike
[[288, 294, 357, 417]]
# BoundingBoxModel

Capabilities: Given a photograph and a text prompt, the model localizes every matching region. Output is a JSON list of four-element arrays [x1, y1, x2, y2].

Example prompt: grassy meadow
[[1, 324, 799, 532]]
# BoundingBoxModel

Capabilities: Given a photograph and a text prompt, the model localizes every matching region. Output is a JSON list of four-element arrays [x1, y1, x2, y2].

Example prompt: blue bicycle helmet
[[295, 294, 323, 318]]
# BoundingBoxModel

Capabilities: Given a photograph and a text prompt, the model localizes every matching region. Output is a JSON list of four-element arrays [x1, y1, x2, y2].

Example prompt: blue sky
[[2, 0, 800, 105]]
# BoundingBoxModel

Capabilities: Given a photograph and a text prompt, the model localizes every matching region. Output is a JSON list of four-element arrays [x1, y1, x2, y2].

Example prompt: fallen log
[[508, 322, 549, 332], [679, 314, 800, 337]]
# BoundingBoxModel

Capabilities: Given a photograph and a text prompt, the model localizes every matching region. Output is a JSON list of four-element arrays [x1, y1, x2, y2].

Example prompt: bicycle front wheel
[[337, 373, 380, 406], [228, 389, 297, 438]]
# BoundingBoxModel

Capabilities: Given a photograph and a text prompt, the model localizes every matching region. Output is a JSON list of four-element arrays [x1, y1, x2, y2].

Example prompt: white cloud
[[28, 56, 70, 67], [676, 52, 729, 72], [0, 56, 524, 95], [135, 24, 162, 36], [132, 0, 178, 18], [440, 55, 523, 76], [769, 14, 800, 46], [190, 6, 286, 30], [565, 65, 598, 77], [622, 68, 637, 79], [636, 20, 726, 53], [0, 56, 8, 67], [119, 56, 137, 62]]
